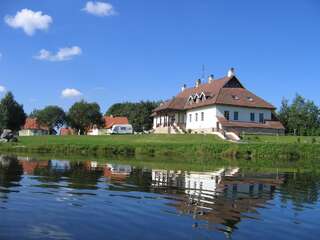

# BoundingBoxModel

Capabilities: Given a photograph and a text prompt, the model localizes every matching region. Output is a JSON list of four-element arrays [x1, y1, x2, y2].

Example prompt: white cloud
[[0, 86, 7, 93], [83, 1, 116, 17], [34, 46, 82, 62], [4, 9, 52, 36], [61, 88, 82, 99]]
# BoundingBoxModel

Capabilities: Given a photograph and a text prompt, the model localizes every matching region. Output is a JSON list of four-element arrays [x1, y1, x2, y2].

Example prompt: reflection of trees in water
[[0, 156, 23, 201], [279, 171, 320, 208], [108, 168, 152, 191], [66, 162, 103, 190], [126, 168, 152, 188], [0, 156, 23, 188]]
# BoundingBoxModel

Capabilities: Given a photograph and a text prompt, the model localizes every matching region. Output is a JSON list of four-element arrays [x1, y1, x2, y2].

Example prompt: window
[[250, 112, 255, 122], [201, 112, 204, 121], [224, 111, 230, 120], [232, 95, 240, 100], [247, 97, 253, 102], [195, 113, 198, 122], [234, 111, 239, 121], [189, 114, 192, 123], [259, 113, 264, 123]]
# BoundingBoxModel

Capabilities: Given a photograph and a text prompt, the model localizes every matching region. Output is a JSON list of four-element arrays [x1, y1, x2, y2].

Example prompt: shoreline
[[0, 135, 319, 161]]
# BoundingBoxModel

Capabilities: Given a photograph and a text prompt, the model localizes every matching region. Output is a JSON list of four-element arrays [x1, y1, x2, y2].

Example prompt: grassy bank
[[0, 134, 319, 161]]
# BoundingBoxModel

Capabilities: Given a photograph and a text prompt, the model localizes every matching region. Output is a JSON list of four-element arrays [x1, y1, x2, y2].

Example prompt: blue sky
[[0, 0, 319, 113]]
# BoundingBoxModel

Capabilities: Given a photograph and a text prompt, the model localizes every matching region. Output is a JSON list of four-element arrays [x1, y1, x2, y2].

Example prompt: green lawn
[[16, 134, 320, 146], [17, 134, 225, 146], [242, 135, 320, 144]]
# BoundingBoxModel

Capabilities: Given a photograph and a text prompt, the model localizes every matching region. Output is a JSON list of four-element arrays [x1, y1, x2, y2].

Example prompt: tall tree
[[67, 100, 103, 134], [106, 101, 159, 132], [0, 92, 26, 131], [278, 94, 320, 136], [278, 98, 290, 134], [33, 106, 66, 134]]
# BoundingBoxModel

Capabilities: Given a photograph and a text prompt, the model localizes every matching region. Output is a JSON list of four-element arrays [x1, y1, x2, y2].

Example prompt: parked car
[[111, 124, 133, 134]]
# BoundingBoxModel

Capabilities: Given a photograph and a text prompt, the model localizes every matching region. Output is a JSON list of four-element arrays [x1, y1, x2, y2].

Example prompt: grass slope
[[17, 134, 224, 146], [0, 134, 319, 161]]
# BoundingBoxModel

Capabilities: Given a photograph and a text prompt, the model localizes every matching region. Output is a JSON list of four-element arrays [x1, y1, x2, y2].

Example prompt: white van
[[111, 124, 133, 134]]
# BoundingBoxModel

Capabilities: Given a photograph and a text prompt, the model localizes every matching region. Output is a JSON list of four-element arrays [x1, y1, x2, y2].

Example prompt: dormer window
[[188, 95, 194, 104], [232, 95, 240, 100], [247, 97, 254, 102], [199, 92, 206, 101]]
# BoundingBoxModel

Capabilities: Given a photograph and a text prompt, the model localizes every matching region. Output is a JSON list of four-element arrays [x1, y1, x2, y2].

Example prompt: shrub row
[[1, 142, 320, 162]]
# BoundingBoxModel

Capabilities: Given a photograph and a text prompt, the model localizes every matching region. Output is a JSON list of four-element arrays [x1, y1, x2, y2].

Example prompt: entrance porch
[[153, 111, 186, 134]]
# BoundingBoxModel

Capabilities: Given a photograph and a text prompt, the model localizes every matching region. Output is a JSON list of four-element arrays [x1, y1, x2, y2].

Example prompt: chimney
[[227, 67, 235, 78], [181, 84, 186, 92], [208, 74, 214, 83], [195, 79, 201, 88]]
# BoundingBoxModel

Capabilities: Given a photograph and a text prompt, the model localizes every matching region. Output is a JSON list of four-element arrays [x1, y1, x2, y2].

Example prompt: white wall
[[154, 105, 273, 131], [186, 105, 217, 130], [216, 105, 272, 123]]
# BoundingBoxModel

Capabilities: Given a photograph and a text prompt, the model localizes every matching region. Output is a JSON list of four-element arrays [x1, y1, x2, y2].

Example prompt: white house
[[152, 68, 284, 137]]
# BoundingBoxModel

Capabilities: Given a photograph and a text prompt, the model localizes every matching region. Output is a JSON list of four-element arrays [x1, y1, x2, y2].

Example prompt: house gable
[[222, 77, 244, 88]]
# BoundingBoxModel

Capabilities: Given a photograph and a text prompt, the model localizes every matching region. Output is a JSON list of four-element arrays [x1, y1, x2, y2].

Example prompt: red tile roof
[[217, 117, 285, 130], [104, 116, 129, 129], [22, 118, 48, 130], [153, 76, 275, 112]]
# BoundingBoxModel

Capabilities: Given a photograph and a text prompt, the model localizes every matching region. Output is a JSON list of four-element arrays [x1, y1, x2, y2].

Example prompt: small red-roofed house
[[87, 115, 130, 135], [19, 118, 49, 136]]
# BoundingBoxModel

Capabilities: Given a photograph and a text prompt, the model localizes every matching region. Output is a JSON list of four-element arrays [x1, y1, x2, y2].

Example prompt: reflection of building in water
[[50, 160, 70, 171], [152, 168, 240, 198], [16, 157, 49, 175], [152, 168, 283, 236], [104, 164, 132, 181], [19, 160, 49, 175]]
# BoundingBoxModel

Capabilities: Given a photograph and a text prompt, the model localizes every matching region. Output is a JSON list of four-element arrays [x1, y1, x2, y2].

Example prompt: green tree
[[278, 94, 320, 136], [278, 98, 290, 134], [32, 106, 66, 134], [67, 100, 103, 134], [0, 92, 26, 131], [106, 101, 159, 132]]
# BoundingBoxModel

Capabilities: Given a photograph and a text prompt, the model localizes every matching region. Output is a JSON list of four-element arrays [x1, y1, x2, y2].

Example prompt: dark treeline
[[278, 94, 320, 136], [0, 93, 159, 134], [31, 101, 159, 134]]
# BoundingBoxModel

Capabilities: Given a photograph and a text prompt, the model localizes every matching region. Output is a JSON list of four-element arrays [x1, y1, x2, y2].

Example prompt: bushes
[[0, 137, 320, 162]]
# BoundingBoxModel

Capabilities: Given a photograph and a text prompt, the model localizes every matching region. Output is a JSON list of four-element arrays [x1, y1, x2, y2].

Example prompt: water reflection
[[0, 155, 319, 240]]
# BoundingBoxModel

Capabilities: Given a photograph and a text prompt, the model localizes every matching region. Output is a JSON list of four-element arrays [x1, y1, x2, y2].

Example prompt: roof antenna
[[201, 64, 205, 81]]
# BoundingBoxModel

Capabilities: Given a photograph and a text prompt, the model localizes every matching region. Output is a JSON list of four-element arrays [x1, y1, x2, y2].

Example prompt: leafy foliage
[[32, 106, 66, 134], [106, 101, 159, 132], [67, 100, 103, 134], [0, 92, 26, 132], [278, 94, 320, 135]]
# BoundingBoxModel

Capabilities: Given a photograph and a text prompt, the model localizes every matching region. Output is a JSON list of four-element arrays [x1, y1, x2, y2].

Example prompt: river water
[[0, 155, 319, 240]]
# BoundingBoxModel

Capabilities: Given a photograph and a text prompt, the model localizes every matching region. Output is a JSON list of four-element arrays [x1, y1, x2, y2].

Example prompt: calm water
[[0, 156, 320, 240]]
